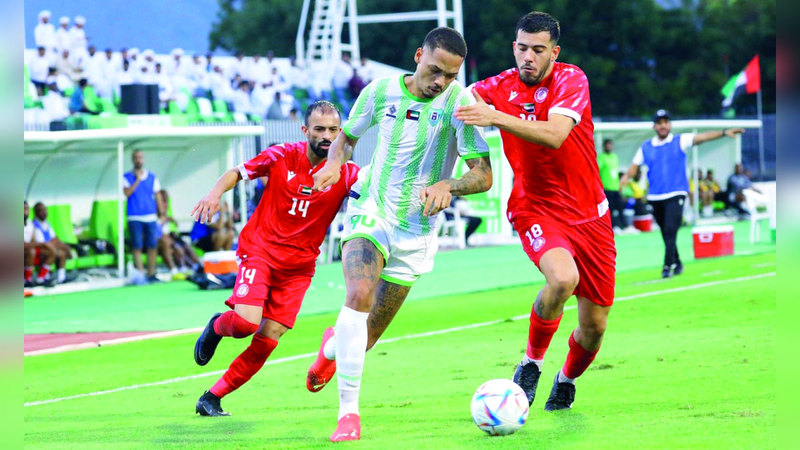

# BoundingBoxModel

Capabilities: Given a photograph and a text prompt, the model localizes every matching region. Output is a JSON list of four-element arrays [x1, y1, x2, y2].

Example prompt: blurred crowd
[[27, 10, 376, 122]]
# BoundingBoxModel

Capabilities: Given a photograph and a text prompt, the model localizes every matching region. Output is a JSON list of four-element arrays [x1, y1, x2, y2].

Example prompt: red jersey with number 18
[[473, 63, 606, 225], [237, 141, 359, 275]]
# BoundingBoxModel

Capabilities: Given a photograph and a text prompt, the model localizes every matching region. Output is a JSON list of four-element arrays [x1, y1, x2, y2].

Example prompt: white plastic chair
[[742, 188, 770, 243], [437, 207, 467, 249]]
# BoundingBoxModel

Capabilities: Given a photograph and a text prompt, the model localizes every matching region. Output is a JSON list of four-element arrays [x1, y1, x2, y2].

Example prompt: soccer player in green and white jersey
[[307, 27, 493, 442]]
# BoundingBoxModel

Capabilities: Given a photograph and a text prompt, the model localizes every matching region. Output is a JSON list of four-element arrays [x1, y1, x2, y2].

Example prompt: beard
[[518, 58, 551, 86], [310, 140, 331, 158]]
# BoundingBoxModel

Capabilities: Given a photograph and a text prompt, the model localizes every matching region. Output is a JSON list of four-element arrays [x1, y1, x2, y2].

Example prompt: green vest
[[597, 152, 620, 191]]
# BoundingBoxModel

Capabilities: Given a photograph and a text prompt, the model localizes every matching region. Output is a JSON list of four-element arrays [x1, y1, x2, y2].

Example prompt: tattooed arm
[[420, 155, 493, 216]]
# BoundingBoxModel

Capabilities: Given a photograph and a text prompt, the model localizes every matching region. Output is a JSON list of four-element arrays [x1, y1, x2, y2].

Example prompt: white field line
[[24, 328, 205, 356], [24, 271, 775, 407]]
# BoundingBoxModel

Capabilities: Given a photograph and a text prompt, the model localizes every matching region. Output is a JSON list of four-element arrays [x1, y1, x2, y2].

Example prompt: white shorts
[[341, 204, 438, 286]]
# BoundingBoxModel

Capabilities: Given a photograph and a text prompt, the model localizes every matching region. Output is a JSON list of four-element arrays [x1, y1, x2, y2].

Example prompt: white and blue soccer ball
[[470, 378, 529, 436]]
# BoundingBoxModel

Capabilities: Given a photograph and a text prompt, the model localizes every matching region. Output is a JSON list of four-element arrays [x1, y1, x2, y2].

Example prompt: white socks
[[335, 306, 369, 419], [521, 355, 543, 369], [557, 369, 576, 385], [57, 268, 66, 283], [323, 334, 337, 360]]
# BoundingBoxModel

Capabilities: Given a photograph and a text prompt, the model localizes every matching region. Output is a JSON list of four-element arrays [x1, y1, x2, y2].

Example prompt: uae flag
[[721, 55, 761, 108]]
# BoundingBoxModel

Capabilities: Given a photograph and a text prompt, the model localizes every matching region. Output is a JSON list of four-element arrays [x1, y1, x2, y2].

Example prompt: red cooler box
[[632, 214, 653, 232], [692, 225, 734, 259]]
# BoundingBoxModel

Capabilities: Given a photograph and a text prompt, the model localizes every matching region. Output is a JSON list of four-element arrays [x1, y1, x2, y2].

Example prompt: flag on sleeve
[[721, 55, 761, 108]]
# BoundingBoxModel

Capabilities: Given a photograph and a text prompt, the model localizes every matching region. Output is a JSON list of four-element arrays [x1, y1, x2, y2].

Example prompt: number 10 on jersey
[[289, 198, 309, 217]]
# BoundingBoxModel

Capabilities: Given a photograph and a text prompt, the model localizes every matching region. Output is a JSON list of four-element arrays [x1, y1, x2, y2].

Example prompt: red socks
[[24, 267, 33, 282], [213, 310, 260, 338], [526, 309, 562, 360], [37, 266, 50, 281], [562, 331, 599, 379], [210, 333, 278, 398]]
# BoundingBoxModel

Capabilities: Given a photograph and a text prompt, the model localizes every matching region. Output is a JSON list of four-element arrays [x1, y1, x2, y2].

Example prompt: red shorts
[[224, 257, 312, 329], [512, 213, 616, 306]]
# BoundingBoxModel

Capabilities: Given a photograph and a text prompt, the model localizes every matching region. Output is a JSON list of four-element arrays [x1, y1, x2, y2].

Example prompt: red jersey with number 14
[[473, 63, 606, 225], [237, 141, 359, 275]]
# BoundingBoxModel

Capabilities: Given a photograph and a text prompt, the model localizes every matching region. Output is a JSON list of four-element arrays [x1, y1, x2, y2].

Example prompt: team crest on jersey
[[534, 87, 548, 103], [533, 236, 546, 252], [428, 108, 443, 125], [236, 284, 249, 297], [386, 104, 397, 118], [522, 103, 535, 113]]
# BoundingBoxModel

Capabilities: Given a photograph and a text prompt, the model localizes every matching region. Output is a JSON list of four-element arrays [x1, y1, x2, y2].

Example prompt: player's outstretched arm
[[313, 133, 357, 191], [191, 167, 241, 224], [692, 128, 745, 146], [420, 156, 492, 216], [454, 91, 574, 149]]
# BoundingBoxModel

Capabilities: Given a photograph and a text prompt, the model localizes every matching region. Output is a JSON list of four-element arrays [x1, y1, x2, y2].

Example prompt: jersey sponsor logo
[[534, 87, 548, 103], [522, 103, 535, 113], [406, 110, 420, 121], [386, 104, 397, 118], [533, 236, 546, 252], [509, 90, 519, 101], [287, 170, 296, 181], [299, 185, 314, 195], [236, 284, 249, 297], [428, 108, 443, 125]]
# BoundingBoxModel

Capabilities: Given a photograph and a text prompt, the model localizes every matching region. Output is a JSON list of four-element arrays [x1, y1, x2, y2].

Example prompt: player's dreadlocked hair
[[304, 100, 340, 126], [422, 27, 467, 58], [516, 11, 560, 44]]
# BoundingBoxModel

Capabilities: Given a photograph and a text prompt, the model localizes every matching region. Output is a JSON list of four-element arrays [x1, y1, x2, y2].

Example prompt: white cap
[[129, 47, 140, 56], [38, 10, 51, 20], [142, 49, 154, 58], [59, 16, 69, 25], [75, 16, 86, 25], [170, 48, 184, 56]]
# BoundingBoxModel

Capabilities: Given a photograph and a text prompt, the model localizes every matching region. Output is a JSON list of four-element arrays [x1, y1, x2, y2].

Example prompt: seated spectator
[[24, 200, 56, 287], [357, 56, 375, 84], [31, 201, 73, 284], [265, 92, 287, 120], [349, 68, 367, 98], [699, 169, 723, 217], [41, 78, 70, 125], [68, 78, 98, 114], [190, 202, 235, 252], [444, 196, 483, 246], [157, 190, 201, 279], [231, 80, 256, 115], [30, 46, 51, 95], [332, 52, 354, 114], [622, 166, 649, 216], [56, 48, 82, 83], [726, 163, 757, 217]]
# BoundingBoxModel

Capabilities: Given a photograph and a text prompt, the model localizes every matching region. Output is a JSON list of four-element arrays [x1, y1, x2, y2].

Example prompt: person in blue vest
[[123, 150, 166, 283], [621, 109, 743, 278]]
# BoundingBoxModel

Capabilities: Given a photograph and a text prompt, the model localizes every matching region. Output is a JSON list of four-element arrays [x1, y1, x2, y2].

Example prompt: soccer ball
[[470, 379, 529, 436]]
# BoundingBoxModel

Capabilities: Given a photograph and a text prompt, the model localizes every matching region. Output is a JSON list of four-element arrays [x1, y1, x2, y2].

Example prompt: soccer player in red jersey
[[191, 101, 360, 416], [455, 11, 616, 411]]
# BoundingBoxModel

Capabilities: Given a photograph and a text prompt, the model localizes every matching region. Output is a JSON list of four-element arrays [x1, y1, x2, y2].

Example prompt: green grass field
[[24, 246, 775, 448]]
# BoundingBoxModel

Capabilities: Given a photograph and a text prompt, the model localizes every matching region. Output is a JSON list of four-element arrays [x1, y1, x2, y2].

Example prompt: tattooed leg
[[341, 238, 385, 313], [366, 279, 412, 350]]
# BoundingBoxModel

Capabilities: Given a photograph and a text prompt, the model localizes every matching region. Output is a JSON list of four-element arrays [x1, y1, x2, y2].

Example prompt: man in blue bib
[[123, 150, 166, 282], [622, 109, 743, 278]]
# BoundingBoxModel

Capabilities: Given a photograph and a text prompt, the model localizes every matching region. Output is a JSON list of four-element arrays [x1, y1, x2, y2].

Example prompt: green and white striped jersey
[[343, 74, 489, 235]]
